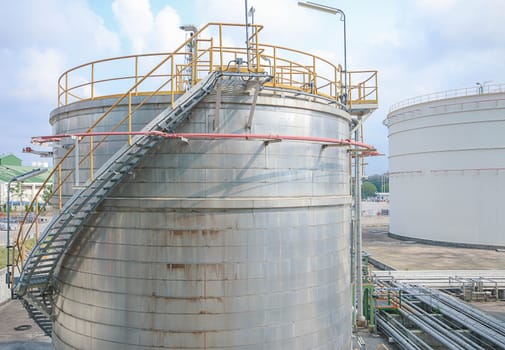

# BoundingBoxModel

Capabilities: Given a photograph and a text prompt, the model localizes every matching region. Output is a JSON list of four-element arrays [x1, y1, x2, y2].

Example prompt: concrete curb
[[0, 268, 11, 304]]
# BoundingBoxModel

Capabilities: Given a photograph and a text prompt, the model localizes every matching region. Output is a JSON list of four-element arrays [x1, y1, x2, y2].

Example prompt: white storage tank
[[385, 86, 505, 248]]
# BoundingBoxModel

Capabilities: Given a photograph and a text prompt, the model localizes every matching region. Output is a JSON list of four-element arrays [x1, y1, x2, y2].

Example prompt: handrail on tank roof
[[389, 83, 505, 114], [56, 22, 378, 108]]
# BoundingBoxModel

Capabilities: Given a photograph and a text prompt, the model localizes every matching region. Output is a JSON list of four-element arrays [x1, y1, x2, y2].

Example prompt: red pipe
[[31, 131, 377, 152]]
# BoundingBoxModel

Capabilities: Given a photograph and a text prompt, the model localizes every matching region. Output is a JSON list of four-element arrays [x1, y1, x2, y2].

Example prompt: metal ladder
[[14, 71, 224, 336]]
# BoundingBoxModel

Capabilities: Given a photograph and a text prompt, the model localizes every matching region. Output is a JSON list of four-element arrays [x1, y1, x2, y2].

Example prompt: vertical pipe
[[355, 124, 364, 323], [244, 0, 250, 70], [342, 11, 347, 105], [6, 181, 12, 289], [349, 151, 356, 329], [360, 123, 365, 175]]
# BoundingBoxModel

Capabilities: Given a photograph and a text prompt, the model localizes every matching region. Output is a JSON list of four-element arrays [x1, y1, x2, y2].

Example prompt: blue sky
[[1, 0, 505, 174]]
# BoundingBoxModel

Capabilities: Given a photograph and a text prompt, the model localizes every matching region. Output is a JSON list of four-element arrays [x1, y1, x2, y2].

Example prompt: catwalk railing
[[56, 22, 377, 109]]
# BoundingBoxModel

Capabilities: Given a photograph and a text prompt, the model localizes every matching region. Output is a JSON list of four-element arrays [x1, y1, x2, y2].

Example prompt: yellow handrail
[[13, 22, 378, 281], [56, 24, 361, 106]]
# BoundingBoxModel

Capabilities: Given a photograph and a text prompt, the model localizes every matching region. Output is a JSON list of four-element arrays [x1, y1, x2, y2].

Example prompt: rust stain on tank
[[167, 263, 185, 269], [148, 295, 223, 303], [169, 230, 186, 236], [201, 230, 219, 235], [168, 229, 221, 236], [164, 263, 225, 278]]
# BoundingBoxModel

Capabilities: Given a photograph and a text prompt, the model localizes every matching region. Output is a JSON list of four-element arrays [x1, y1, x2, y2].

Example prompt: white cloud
[[11, 48, 65, 101], [112, 0, 154, 52], [146, 6, 186, 52], [414, 0, 505, 48], [112, 0, 185, 53], [0, 0, 121, 104]]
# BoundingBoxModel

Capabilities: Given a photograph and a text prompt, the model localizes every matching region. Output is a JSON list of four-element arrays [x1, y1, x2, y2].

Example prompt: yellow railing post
[[209, 38, 214, 73], [35, 200, 39, 242], [135, 56, 139, 96], [254, 28, 259, 72], [58, 164, 62, 211], [128, 92, 132, 145], [171, 58, 175, 108], [20, 243, 25, 268], [219, 24, 223, 69], [90, 132, 94, 180], [91, 63, 95, 99], [65, 72, 68, 105], [348, 73, 353, 108], [273, 47, 277, 87], [58, 81, 61, 107], [289, 62, 293, 87], [374, 72, 379, 102], [334, 68, 337, 100], [193, 37, 198, 84], [312, 56, 317, 94]]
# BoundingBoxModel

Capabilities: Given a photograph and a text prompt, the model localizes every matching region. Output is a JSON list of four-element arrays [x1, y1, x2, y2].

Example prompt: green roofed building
[[0, 154, 52, 208]]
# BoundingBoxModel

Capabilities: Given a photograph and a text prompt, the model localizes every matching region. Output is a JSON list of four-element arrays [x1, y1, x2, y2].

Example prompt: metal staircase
[[14, 70, 226, 336]]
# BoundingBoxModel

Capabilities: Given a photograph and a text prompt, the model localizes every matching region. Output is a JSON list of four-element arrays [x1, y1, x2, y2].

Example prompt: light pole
[[6, 168, 46, 293], [476, 80, 492, 94], [297, 1, 347, 104], [299, 0, 362, 326]]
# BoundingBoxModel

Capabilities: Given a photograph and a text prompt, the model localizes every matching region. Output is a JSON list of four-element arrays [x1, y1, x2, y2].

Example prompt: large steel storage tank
[[14, 23, 378, 350], [50, 92, 353, 349], [386, 86, 505, 248]]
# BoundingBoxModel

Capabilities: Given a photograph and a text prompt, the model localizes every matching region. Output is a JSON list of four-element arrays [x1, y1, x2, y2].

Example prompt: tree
[[361, 181, 377, 199], [366, 173, 389, 193], [42, 184, 53, 204], [10, 181, 25, 211], [40, 184, 54, 211]]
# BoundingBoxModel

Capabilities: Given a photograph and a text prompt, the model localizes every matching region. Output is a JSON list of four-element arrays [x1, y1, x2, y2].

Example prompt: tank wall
[[50, 95, 173, 204], [51, 94, 353, 349], [388, 93, 505, 247]]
